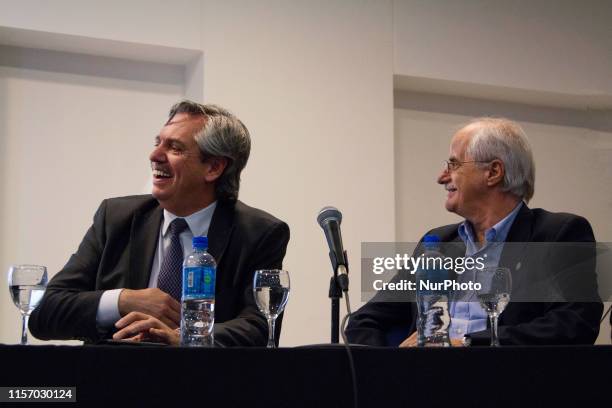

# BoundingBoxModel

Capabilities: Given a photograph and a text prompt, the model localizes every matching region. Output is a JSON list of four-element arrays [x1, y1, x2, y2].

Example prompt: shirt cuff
[[96, 289, 124, 329]]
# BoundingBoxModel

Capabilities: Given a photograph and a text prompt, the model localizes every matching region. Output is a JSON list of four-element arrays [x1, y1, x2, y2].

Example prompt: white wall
[[0, 0, 201, 50], [200, 0, 395, 346], [393, 0, 612, 99]]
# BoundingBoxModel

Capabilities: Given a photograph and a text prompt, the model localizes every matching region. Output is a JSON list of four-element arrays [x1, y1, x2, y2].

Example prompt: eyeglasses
[[442, 160, 493, 172]]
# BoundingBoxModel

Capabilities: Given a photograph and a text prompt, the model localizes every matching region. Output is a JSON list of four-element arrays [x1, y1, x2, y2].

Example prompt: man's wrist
[[117, 288, 133, 316], [96, 289, 124, 328]]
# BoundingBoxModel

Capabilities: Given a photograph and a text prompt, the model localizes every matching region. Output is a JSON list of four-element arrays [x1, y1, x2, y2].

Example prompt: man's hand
[[118, 288, 180, 329], [399, 331, 464, 347], [450, 338, 464, 347], [113, 311, 180, 345]]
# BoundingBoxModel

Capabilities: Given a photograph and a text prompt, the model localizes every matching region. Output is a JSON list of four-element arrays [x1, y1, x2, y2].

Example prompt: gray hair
[[168, 100, 251, 202], [464, 117, 535, 202]]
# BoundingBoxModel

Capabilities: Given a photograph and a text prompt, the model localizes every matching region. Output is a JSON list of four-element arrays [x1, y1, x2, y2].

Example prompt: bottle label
[[183, 266, 215, 299]]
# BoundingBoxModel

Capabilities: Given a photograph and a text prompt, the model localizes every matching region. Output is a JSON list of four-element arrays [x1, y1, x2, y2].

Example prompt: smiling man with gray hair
[[347, 117, 602, 346], [30, 100, 290, 346]]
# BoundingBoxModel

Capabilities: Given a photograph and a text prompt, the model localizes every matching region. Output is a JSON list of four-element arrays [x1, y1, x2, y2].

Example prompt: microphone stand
[[328, 250, 348, 344]]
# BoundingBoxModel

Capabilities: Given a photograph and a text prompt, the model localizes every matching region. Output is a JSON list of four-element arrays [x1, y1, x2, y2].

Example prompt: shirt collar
[[458, 201, 524, 245], [162, 201, 218, 238]]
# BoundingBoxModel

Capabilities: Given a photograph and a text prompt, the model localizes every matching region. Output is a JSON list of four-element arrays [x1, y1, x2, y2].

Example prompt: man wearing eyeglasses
[[346, 117, 602, 346]]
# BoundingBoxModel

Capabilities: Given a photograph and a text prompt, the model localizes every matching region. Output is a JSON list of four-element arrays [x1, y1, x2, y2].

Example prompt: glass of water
[[8, 265, 48, 345], [253, 269, 290, 348], [476, 267, 512, 347]]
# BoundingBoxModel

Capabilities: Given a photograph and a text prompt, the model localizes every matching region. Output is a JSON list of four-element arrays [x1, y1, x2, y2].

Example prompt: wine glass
[[253, 269, 290, 348], [8, 265, 48, 345], [476, 267, 512, 347]]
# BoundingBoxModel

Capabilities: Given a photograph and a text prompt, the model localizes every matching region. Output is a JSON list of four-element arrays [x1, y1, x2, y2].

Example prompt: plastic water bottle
[[416, 234, 451, 347], [180, 236, 216, 347]]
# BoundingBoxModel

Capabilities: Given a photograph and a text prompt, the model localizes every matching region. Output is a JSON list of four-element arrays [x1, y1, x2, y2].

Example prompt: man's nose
[[437, 168, 450, 185], [149, 145, 166, 163]]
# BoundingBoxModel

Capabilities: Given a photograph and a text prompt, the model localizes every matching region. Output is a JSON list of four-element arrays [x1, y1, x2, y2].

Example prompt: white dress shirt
[[96, 201, 217, 328]]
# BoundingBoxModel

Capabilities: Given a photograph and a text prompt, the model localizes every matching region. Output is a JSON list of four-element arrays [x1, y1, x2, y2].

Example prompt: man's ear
[[204, 157, 228, 183], [486, 159, 505, 187]]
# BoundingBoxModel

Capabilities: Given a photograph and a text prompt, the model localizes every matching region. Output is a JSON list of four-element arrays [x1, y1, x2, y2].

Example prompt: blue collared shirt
[[449, 201, 523, 339]]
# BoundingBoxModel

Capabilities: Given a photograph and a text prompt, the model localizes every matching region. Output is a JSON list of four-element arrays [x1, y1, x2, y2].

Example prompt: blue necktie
[[157, 218, 189, 301]]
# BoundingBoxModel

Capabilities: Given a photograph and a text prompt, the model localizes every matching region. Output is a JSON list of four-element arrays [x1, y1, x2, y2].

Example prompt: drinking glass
[[8, 265, 48, 345], [476, 267, 512, 347], [253, 269, 290, 348]]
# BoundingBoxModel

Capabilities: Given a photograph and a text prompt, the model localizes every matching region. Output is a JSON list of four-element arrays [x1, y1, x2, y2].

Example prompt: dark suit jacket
[[346, 204, 603, 346], [29, 195, 290, 346]]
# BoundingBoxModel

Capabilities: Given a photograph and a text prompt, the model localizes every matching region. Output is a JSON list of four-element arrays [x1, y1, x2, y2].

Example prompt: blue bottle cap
[[423, 234, 440, 249], [193, 236, 208, 249]]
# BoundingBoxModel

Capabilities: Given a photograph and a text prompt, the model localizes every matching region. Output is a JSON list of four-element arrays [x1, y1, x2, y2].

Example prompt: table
[[1, 344, 610, 407]]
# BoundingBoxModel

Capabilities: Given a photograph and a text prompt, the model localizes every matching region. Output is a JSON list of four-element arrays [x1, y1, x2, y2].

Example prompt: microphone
[[317, 206, 349, 292]]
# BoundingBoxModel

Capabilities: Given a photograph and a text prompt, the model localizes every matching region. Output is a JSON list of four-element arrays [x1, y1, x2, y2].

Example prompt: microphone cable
[[600, 303, 611, 324], [340, 291, 358, 408]]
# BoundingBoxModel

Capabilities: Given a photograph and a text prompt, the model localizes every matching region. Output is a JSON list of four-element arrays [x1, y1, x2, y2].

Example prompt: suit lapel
[[207, 200, 236, 265], [499, 204, 533, 274], [498, 204, 533, 321], [128, 204, 163, 289]]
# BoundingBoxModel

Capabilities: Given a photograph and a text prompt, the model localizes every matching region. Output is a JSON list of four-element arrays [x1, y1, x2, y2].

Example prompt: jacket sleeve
[[345, 264, 419, 347], [29, 200, 108, 342], [345, 298, 415, 346]]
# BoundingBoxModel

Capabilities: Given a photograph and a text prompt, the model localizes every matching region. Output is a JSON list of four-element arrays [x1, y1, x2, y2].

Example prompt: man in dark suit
[[29, 101, 290, 346], [346, 118, 602, 346]]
